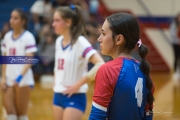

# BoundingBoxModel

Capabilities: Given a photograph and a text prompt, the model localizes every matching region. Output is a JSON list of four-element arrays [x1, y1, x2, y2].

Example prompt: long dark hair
[[56, 5, 86, 45], [13, 8, 28, 29], [107, 13, 154, 109]]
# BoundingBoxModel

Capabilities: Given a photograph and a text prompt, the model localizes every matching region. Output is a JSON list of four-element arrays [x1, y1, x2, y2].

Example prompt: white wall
[[103, 0, 180, 16], [145, 29, 174, 70]]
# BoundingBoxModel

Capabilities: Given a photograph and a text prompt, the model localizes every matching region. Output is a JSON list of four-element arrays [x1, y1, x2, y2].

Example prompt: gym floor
[[1, 72, 180, 120]]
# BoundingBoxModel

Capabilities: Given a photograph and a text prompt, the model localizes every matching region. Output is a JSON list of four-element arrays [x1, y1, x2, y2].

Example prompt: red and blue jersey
[[89, 57, 153, 120]]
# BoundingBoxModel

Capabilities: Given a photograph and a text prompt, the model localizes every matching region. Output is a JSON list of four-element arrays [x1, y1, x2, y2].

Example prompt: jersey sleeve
[[89, 65, 118, 120], [79, 36, 97, 60], [25, 33, 37, 54], [1, 39, 6, 55]]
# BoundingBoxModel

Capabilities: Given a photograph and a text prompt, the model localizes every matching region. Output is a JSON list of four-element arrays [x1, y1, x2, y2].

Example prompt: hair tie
[[70, 4, 76, 10], [137, 39, 142, 47]]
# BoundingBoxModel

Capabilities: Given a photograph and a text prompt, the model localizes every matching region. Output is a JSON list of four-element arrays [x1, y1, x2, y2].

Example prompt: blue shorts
[[53, 93, 87, 113]]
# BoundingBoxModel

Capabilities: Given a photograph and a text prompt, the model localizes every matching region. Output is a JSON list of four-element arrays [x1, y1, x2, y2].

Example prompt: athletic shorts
[[53, 92, 86, 113]]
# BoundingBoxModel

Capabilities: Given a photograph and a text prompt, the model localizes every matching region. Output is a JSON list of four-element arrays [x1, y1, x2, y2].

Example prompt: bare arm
[[89, 53, 104, 65], [2, 53, 6, 79], [1, 53, 7, 90], [20, 53, 35, 76], [75, 53, 104, 86], [63, 53, 104, 97], [14, 52, 35, 84]]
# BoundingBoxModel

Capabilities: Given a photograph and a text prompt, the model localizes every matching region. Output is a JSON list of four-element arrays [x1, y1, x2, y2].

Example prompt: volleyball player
[[0, 8, 37, 120]]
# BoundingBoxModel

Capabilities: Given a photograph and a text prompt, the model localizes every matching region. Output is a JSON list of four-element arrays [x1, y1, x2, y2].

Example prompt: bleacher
[[0, 0, 36, 29]]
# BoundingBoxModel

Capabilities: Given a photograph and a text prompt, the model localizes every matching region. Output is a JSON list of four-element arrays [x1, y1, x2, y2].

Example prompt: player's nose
[[97, 34, 102, 43]]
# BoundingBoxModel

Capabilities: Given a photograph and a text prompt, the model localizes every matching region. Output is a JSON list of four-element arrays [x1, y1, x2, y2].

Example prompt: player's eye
[[101, 32, 105, 36]]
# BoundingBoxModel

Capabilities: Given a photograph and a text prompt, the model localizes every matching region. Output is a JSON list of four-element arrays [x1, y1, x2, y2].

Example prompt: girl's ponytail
[[137, 39, 154, 110]]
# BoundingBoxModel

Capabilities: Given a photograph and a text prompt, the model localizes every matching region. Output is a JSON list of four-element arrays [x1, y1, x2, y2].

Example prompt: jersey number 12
[[135, 77, 143, 107]]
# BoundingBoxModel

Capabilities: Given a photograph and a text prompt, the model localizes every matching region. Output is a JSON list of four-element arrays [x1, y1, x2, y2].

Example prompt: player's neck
[[62, 34, 71, 47], [13, 28, 24, 36], [117, 53, 132, 59], [110, 47, 132, 59], [63, 31, 71, 41], [112, 51, 132, 59]]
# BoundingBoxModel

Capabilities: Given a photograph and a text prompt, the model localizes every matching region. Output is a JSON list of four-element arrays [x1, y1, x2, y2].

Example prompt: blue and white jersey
[[2, 30, 37, 87], [89, 57, 153, 120], [54, 35, 97, 93]]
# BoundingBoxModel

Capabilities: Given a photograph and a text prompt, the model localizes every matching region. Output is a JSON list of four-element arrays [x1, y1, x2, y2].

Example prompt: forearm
[[21, 53, 34, 76], [64, 53, 104, 96], [87, 53, 104, 81], [86, 61, 104, 81], [2, 53, 6, 79], [75, 76, 89, 88], [76, 61, 104, 87], [21, 64, 32, 76]]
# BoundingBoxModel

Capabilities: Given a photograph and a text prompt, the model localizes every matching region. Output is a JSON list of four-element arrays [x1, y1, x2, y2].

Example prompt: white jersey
[[2, 30, 37, 87], [54, 35, 97, 93]]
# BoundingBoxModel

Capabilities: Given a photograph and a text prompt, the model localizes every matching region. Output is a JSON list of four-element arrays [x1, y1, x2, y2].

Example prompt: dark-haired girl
[[0, 9, 37, 120], [89, 12, 154, 120]]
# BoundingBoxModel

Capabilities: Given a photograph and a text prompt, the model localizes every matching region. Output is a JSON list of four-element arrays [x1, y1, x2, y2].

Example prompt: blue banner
[[0, 56, 46, 64]]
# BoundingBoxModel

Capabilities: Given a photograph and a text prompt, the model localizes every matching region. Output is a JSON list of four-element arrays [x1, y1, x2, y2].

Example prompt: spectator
[[38, 32, 56, 74], [30, 0, 52, 19], [71, 0, 90, 22], [0, 22, 10, 40], [169, 12, 180, 73], [0, 22, 10, 55], [30, 0, 52, 41], [52, 0, 69, 8]]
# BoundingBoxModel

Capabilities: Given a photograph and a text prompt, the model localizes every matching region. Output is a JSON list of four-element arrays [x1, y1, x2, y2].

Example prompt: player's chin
[[101, 50, 107, 56], [10, 25, 16, 29], [54, 30, 60, 35]]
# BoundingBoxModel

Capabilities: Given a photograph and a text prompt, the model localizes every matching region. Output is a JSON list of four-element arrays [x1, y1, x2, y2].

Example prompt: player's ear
[[66, 19, 72, 28], [115, 34, 125, 46]]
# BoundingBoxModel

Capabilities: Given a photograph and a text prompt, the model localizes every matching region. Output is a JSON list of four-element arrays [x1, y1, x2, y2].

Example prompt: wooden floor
[[1, 72, 180, 120]]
